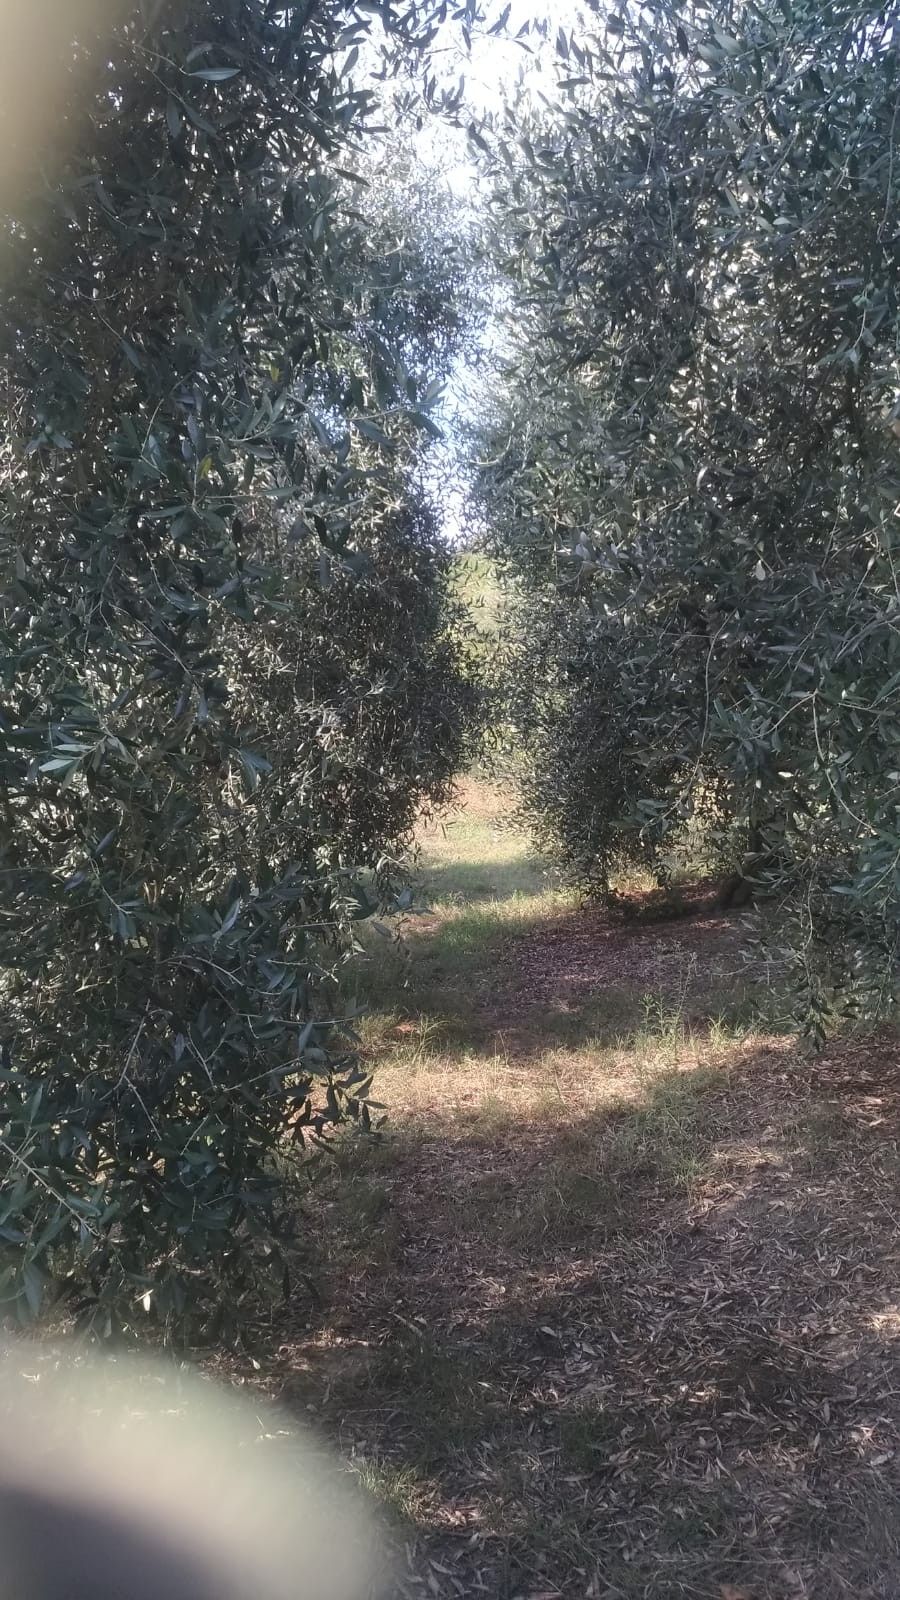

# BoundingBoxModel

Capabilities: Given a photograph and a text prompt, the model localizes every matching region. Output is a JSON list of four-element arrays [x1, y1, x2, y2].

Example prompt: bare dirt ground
[[252, 783, 900, 1600]]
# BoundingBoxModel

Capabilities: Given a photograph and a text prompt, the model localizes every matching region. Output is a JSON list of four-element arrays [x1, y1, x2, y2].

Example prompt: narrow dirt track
[[248, 787, 900, 1600]]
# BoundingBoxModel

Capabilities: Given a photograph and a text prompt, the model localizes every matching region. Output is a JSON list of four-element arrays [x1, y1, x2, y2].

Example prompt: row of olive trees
[[0, 0, 481, 1338], [474, 0, 900, 1035]]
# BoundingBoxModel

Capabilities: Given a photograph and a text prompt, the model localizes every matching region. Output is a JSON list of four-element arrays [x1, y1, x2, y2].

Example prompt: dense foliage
[[477, 0, 900, 1032], [0, 0, 479, 1337]]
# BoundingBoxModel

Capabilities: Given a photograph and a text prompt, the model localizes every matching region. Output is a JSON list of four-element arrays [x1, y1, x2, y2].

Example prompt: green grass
[[352, 787, 575, 1054], [354, 783, 759, 1072], [347, 1458, 431, 1524], [327, 779, 750, 1334], [415, 794, 552, 905], [455, 1059, 725, 1249]]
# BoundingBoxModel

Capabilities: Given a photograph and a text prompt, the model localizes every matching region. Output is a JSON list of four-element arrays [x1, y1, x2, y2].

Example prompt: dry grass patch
[[245, 783, 900, 1600]]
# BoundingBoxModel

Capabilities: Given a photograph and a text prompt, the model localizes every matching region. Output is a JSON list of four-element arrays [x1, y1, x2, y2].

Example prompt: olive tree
[[0, 0, 479, 1338], [477, 0, 900, 1033]]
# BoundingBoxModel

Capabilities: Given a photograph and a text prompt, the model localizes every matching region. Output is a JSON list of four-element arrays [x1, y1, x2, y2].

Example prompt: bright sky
[[464, 0, 593, 111], [427, 0, 593, 191], [406, 0, 597, 544]]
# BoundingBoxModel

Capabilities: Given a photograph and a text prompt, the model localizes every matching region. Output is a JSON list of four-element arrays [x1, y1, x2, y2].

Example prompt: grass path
[[267, 781, 900, 1600]]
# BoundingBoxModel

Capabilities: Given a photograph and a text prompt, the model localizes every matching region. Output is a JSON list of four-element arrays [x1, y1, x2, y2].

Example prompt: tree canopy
[[475, 0, 900, 1035], [0, 0, 480, 1337]]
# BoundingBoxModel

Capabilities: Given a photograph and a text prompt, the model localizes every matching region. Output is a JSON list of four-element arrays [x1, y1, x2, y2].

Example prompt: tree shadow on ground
[[269, 1034, 900, 1600], [415, 854, 553, 907], [357, 891, 760, 1063]]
